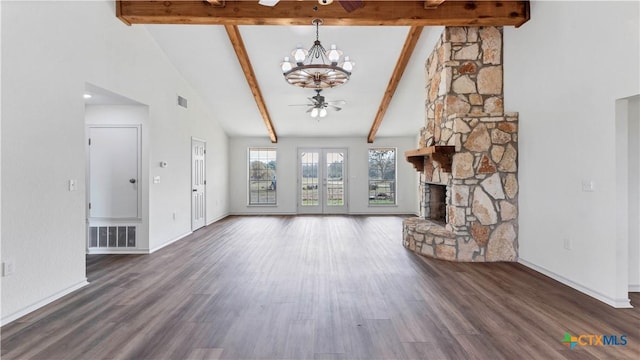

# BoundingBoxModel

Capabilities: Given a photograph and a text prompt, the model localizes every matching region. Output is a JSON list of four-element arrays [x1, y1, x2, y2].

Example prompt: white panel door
[[299, 148, 348, 214], [88, 126, 140, 219], [192, 138, 206, 231]]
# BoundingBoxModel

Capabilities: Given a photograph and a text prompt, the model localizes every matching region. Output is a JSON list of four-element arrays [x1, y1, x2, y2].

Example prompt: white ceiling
[[145, 24, 443, 140], [84, 83, 142, 106]]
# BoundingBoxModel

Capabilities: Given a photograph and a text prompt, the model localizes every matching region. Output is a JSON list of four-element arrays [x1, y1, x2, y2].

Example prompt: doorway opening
[[84, 83, 148, 254], [616, 94, 640, 300]]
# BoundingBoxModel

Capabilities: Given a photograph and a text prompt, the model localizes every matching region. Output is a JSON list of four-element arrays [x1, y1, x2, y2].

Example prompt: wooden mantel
[[405, 146, 455, 172]]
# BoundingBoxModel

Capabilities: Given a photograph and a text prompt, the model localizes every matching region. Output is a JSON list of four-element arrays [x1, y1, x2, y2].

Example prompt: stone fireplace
[[403, 26, 519, 262]]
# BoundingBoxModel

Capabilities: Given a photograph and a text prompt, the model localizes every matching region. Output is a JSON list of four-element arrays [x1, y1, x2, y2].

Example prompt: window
[[368, 148, 396, 205], [248, 148, 277, 205]]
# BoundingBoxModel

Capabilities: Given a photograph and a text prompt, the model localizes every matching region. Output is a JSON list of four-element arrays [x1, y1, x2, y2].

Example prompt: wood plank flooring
[[2, 215, 639, 359]]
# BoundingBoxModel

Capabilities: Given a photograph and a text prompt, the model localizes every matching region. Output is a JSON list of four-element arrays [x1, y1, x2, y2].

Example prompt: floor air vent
[[89, 226, 136, 248]]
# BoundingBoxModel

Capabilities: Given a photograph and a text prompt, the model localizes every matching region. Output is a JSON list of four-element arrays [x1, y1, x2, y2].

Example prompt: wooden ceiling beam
[[367, 26, 423, 144], [117, 1, 530, 27], [224, 25, 278, 143]]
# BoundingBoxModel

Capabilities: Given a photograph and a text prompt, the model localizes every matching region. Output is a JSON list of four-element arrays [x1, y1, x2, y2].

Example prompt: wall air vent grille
[[89, 226, 136, 248], [177, 95, 188, 108]]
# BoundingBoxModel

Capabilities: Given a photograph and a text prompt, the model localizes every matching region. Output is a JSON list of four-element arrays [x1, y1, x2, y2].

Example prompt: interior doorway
[[616, 94, 640, 298], [298, 148, 348, 214], [88, 126, 141, 219], [627, 96, 640, 292], [191, 138, 207, 231], [84, 83, 148, 254], [86, 125, 141, 249]]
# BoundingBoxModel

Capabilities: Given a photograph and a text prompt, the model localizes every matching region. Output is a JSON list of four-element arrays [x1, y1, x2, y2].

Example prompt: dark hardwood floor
[[2, 215, 639, 359]]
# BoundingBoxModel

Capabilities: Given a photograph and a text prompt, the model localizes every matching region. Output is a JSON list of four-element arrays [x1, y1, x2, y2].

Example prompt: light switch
[[3, 261, 15, 277], [69, 179, 77, 191], [581, 180, 595, 192], [153, 176, 161, 184]]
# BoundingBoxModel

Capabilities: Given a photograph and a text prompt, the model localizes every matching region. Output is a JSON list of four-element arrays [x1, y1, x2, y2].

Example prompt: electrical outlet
[[3, 261, 15, 277], [563, 237, 572, 250], [581, 180, 595, 192]]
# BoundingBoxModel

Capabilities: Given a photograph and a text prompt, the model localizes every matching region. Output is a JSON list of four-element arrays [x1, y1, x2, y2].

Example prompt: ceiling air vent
[[177, 95, 188, 109]]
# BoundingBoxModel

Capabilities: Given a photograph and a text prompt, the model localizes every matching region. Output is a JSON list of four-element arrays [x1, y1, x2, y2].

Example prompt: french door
[[298, 148, 348, 214]]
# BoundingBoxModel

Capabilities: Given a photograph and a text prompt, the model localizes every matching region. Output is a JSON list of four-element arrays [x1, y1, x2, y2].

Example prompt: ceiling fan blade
[[258, 0, 280, 7], [289, 104, 313, 107], [328, 100, 347, 106], [306, 107, 314, 113], [329, 105, 343, 111], [338, 0, 364, 13]]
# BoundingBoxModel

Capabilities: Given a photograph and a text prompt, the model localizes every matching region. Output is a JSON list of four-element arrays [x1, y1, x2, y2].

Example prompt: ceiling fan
[[258, 0, 364, 12], [289, 89, 346, 118]]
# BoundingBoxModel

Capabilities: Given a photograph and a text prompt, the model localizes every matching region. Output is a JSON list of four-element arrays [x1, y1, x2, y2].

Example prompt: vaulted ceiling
[[118, 1, 530, 143]]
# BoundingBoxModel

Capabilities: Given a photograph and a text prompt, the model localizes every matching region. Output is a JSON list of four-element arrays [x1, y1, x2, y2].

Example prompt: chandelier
[[280, 19, 355, 89]]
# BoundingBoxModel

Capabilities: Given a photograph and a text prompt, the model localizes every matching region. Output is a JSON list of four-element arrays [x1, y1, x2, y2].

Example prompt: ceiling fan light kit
[[310, 107, 328, 118], [288, 89, 346, 119], [281, 18, 354, 89]]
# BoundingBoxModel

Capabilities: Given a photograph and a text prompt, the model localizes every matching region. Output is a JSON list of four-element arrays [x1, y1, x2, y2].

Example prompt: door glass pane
[[326, 152, 344, 207], [301, 152, 319, 206]]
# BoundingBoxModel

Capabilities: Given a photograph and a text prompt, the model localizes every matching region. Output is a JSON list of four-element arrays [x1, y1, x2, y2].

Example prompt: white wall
[[1, 1, 229, 324], [628, 96, 640, 291], [504, 1, 639, 307], [229, 136, 418, 215]]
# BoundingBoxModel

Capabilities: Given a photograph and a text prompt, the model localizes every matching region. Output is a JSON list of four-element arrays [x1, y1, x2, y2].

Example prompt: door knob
[[129, 178, 136, 184], [193, 189, 197, 192]]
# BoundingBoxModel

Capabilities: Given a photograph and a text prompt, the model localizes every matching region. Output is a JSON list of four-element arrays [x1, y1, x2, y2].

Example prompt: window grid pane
[[249, 148, 277, 205], [368, 148, 396, 205]]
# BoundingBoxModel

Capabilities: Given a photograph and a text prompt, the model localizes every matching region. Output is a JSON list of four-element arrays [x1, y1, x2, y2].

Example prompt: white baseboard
[[229, 212, 297, 216], [87, 248, 149, 255], [518, 259, 632, 308], [629, 284, 640, 292], [149, 231, 192, 253], [1, 279, 90, 327], [206, 213, 229, 226]]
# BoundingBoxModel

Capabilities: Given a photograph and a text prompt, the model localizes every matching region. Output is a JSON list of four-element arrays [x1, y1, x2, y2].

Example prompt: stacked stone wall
[[403, 26, 519, 262]]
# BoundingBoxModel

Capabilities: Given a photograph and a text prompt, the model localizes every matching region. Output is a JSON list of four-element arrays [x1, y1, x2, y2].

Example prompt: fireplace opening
[[425, 183, 447, 224]]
